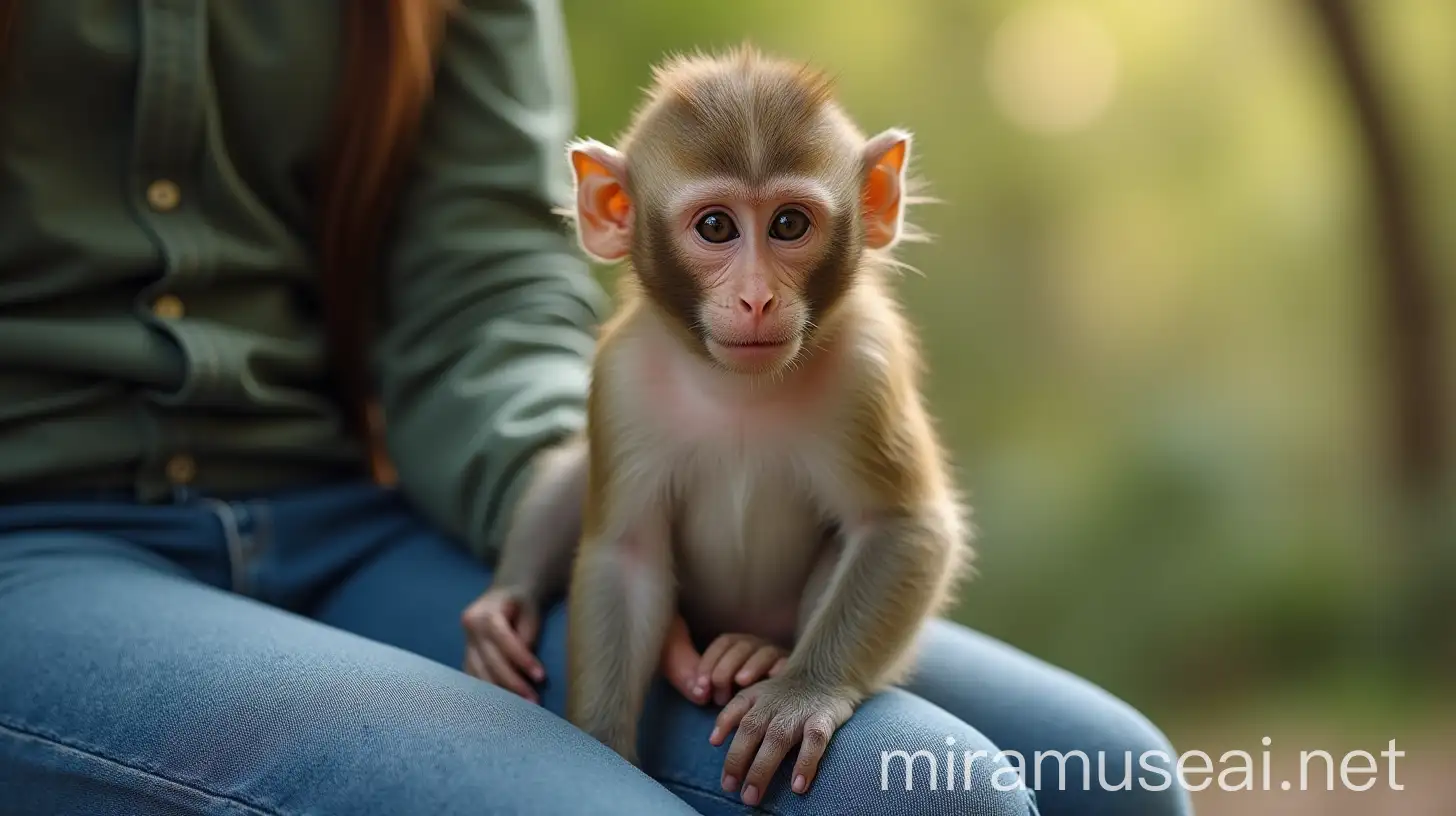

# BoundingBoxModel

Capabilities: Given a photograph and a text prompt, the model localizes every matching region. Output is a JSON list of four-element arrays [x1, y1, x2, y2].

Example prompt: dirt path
[[1176, 724, 1454, 815]]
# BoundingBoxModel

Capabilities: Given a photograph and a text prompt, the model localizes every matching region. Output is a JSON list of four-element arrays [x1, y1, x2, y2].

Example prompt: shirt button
[[146, 179, 181, 212], [165, 454, 196, 485], [152, 294, 185, 320]]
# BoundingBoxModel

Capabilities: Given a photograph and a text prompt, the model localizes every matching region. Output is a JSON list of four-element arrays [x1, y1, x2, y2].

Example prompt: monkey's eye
[[768, 208, 811, 242], [694, 211, 740, 244]]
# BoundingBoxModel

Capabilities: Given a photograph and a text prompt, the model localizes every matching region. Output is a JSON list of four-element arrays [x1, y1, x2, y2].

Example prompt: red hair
[[321, 1, 450, 480]]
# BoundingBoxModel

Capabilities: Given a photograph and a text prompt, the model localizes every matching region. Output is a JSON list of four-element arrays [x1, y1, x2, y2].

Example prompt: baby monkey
[[563, 47, 971, 803]]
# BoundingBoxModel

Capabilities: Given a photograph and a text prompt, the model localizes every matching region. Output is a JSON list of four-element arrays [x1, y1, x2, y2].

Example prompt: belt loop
[[203, 498, 254, 596]]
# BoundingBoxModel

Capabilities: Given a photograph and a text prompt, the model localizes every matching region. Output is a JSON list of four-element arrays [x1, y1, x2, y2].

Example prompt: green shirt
[[0, 0, 605, 562]]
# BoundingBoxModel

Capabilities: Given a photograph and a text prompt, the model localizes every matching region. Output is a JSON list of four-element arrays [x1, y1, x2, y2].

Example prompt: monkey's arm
[[491, 434, 588, 601], [786, 509, 960, 695], [785, 317, 970, 695], [713, 505, 961, 799]]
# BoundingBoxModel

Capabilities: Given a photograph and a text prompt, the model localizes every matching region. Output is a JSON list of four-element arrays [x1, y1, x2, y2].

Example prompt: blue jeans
[[0, 480, 1191, 815]]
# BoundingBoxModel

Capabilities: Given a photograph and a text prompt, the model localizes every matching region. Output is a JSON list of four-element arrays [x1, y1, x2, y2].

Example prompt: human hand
[[461, 584, 547, 704], [711, 675, 856, 804], [658, 617, 788, 706]]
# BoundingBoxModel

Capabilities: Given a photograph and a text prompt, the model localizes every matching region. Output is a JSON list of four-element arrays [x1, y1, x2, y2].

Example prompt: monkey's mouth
[[706, 336, 800, 371], [718, 340, 788, 349]]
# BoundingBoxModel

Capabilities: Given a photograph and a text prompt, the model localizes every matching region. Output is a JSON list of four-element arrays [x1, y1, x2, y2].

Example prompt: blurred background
[[560, 0, 1454, 812]]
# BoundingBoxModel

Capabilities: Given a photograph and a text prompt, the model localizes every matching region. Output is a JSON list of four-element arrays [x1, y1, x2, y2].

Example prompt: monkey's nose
[[737, 293, 776, 318]]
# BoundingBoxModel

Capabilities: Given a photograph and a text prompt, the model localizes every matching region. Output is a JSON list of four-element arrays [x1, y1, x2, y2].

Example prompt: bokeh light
[[985, 1, 1121, 135]]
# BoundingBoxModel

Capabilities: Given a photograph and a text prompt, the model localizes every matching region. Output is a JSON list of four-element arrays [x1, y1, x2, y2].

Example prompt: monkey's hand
[[696, 633, 789, 707], [461, 584, 547, 704], [710, 675, 858, 805]]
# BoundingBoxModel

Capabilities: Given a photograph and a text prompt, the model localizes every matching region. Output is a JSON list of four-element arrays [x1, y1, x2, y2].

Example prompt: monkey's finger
[[719, 705, 768, 794], [790, 713, 838, 795], [696, 635, 737, 684], [710, 688, 757, 746], [711, 641, 757, 704], [480, 643, 539, 704], [740, 716, 801, 806], [660, 616, 708, 703], [485, 613, 546, 682], [768, 656, 788, 678], [734, 647, 784, 687]]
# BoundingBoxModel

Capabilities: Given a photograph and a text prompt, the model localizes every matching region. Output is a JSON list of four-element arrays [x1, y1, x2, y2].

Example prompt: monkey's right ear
[[567, 139, 632, 262]]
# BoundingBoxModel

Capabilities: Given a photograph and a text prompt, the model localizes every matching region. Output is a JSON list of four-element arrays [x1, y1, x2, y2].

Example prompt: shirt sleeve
[[373, 0, 605, 564]]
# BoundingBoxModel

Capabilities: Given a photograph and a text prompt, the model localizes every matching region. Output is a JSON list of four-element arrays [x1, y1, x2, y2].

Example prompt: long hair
[[320, 1, 450, 480], [0, 1, 451, 480]]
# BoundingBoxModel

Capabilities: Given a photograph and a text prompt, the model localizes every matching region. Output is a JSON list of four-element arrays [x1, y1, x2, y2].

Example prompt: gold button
[[165, 454, 196, 484], [152, 294, 184, 320], [146, 179, 181, 212]]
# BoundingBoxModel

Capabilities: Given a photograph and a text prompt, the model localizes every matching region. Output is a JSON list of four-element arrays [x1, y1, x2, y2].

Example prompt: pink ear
[[861, 129, 911, 250], [567, 139, 632, 262]]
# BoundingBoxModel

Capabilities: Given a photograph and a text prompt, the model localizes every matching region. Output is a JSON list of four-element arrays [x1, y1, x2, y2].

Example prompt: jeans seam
[[0, 716, 280, 816], [655, 773, 782, 816]]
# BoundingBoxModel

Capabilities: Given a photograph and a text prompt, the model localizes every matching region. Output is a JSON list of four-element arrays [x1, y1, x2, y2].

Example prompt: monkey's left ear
[[860, 129, 912, 250], [567, 138, 633, 262]]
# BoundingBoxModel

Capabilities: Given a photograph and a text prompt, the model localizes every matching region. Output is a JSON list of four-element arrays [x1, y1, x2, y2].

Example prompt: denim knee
[[224, 658, 696, 815], [0, 531, 697, 816], [864, 742, 1040, 816], [1091, 706, 1191, 816], [1022, 699, 1192, 816]]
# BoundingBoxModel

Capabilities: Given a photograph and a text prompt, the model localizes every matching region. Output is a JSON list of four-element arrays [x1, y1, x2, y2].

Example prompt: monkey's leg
[[564, 513, 675, 765]]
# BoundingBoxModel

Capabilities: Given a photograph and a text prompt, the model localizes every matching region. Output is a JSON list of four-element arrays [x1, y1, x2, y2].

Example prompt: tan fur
[[563, 47, 973, 770]]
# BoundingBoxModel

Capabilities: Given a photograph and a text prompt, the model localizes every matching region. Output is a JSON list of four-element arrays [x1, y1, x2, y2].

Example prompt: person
[[0, 2, 1193, 814]]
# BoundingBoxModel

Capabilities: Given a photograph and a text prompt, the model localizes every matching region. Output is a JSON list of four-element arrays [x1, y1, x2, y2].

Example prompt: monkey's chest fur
[[670, 451, 832, 647], [610, 331, 858, 649]]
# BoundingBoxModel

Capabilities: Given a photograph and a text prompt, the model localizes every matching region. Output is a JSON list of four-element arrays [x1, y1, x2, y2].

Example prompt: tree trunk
[[1304, 0, 1447, 497], [1304, 0, 1453, 672]]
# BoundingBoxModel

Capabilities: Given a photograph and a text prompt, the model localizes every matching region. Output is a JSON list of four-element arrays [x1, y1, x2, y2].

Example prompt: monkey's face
[[565, 63, 913, 377], [647, 178, 851, 375]]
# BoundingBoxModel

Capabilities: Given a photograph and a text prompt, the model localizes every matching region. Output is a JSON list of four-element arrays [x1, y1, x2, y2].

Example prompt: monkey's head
[[565, 47, 913, 376]]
